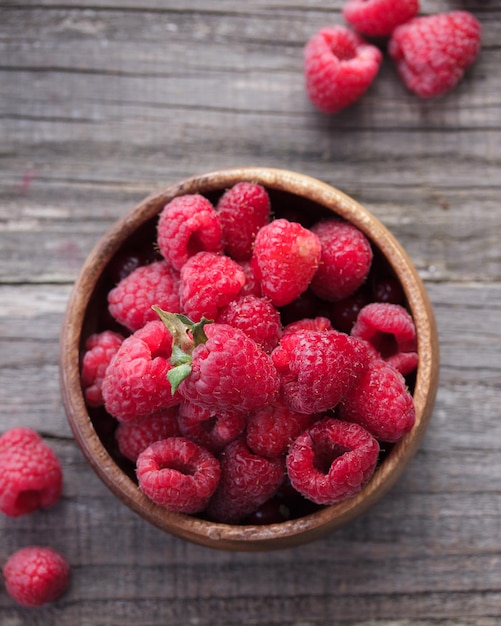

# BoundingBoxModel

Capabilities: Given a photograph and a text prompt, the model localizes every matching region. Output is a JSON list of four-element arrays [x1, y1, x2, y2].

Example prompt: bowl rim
[[60, 166, 440, 551]]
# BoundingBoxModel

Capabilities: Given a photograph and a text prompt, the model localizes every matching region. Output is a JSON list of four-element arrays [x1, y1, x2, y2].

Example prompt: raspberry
[[161, 314, 280, 415], [157, 193, 223, 271], [80, 330, 124, 407], [216, 182, 271, 261], [3, 546, 70, 607], [177, 401, 246, 454], [339, 358, 416, 442], [310, 218, 373, 302], [271, 329, 368, 414], [246, 402, 317, 459], [217, 295, 282, 353], [205, 438, 285, 524], [286, 418, 380, 505], [251, 219, 321, 307], [343, 0, 419, 38], [0, 428, 63, 517], [388, 11, 482, 98], [102, 319, 181, 422], [282, 316, 333, 337], [108, 260, 181, 331], [351, 302, 418, 375], [304, 25, 382, 113], [115, 407, 181, 463], [136, 437, 221, 514], [179, 251, 246, 322]]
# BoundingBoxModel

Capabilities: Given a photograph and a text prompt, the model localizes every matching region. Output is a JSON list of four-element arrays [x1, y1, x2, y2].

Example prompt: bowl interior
[[60, 167, 439, 551]]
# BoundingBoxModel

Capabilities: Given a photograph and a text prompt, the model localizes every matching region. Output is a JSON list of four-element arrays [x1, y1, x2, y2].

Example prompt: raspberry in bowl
[[60, 167, 439, 550]]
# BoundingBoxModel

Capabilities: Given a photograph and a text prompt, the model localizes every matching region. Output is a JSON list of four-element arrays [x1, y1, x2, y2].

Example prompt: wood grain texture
[[1, 1, 500, 623]]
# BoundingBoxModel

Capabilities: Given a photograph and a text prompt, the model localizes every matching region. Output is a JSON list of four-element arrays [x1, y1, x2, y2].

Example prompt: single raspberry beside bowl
[[304, 25, 382, 113], [343, 0, 419, 38], [136, 437, 221, 514], [286, 418, 380, 505], [0, 427, 63, 517], [388, 11, 482, 98], [3, 546, 70, 607]]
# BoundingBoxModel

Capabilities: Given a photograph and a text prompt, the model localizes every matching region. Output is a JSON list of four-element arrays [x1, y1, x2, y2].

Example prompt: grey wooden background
[[1, 1, 500, 624]]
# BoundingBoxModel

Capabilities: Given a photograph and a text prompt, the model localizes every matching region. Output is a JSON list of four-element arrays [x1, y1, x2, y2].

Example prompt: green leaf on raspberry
[[152, 306, 213, 394]]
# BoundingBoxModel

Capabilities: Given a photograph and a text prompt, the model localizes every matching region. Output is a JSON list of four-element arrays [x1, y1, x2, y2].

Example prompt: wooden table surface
[[1, 1, 500, 624]]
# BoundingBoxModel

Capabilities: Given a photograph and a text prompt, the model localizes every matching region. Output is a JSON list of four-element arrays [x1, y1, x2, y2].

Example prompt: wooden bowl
[[60, 167, 439, 551]]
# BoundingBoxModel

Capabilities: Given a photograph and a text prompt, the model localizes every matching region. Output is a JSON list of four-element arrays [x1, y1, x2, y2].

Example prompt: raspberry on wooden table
[[136, 437, 221, 514], [3, 546, 70, 607], [80, 330, 124, 407], [271, 329, 368, 414], [102, 320, 181, 422], [310, 218, 373, 302], [388, 11, 482, 98], [351, 302, 418, 375], [0, 428, 63, 517], [205, 438, 285, 524], [108, 260, 181, 331], [115, 407, 181, 463], [157, 193, 223, 271], [179, 251, 246, 322], [216, 181, 271, 261], [251, 218, 321, 307], [304, 25, 382, 113], [343, 0, 419, 38], [339, 358, 416, 442], [286, 418, 380, 505]]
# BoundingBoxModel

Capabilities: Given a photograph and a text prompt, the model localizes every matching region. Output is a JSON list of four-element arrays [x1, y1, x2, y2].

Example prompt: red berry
[[0, 428, 63, 517], [102, 320, 181, 422], [108, 260, 181, 331], [80, 330, 124, 407], [351, 302, 418, 375], [157, 194, 223, 271], [216, 182, 271, 261], [136, 437, 221, 514], [286, 418, 380, 505], [177, 401, 246, 455], [3, 546, 70, 607], [179, 251, 246, 322], [178, 322, 280, 415], [310, 218, 373, 302], [282, 316, 333, 337], [343, 0, 419, 38], [115, 407, 181, 463], [304, 25, 382, 113], [251, 219, 321, 307], [389, 11, 482, 98], [217, 295, 282, 353], [206, 438, 285, 524], [271, 329, 368, 414], [246, 402, 317, 459], [339, 359, 416, 442]]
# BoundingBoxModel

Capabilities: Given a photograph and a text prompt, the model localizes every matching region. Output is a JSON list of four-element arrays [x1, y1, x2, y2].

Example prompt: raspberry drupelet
[[304, 25, 382, 113], [286, 418, 380, 505], [157, 193, 223, 271], [0, 427, 63, 517], [3, 546, 70, 607]]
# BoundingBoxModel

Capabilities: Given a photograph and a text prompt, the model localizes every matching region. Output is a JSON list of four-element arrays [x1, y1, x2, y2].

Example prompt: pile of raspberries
[[304, 0, 482, 112], [80, 180, 419, 525]]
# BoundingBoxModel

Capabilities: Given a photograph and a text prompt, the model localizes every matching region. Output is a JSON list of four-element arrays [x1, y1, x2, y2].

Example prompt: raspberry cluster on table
[[80, 181, 419, 526], [304, 0, 482, 112]]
